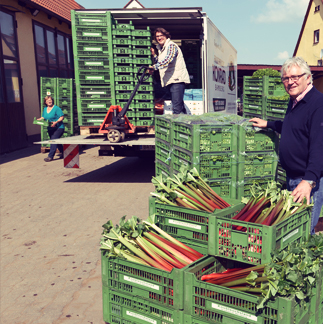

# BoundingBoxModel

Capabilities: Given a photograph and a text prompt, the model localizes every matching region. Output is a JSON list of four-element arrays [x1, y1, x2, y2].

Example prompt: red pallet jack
[[99, 66, 152, 143]]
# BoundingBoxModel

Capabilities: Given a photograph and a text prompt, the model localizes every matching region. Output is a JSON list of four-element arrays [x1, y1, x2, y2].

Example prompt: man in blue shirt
[[250, 57, 323, 235]]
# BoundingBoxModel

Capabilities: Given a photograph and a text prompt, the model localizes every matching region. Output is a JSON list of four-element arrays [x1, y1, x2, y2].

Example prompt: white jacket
[[156, 38, 190, 87]]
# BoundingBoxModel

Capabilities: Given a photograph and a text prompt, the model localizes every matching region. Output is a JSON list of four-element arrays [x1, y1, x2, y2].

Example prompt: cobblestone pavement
[[0, 145, 155, 324]]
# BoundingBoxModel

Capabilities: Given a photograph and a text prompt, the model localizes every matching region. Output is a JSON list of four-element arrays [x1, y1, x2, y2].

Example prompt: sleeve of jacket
[[304, 97, 323, 181]]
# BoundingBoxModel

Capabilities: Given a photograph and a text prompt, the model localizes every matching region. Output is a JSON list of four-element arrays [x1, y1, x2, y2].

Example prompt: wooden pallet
[[80, 126, 100, 135]]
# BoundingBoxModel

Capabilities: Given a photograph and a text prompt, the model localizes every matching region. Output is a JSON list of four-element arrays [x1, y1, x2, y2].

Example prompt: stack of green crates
[[71, 11, 155, 128], [114, 22, 154, 127], [39, 77, 75, 148], [154, 114, 279, 200], [242, 75, 289, 122], [71, 11, 116, 126]]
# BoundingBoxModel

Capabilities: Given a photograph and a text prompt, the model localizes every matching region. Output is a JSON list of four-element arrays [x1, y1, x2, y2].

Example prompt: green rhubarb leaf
[[286, 270, 298, 283], [296, 291, 305, 300]]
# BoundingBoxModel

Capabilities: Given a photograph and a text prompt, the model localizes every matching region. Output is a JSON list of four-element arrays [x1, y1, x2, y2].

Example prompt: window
[[314, 5, 320, 12], [0, 9, 21, 103], [314, 30, 320, 44], [33, 22, 74, 80]]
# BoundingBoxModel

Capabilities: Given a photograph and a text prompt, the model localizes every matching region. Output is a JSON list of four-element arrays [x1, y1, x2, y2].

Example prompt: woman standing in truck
[[149, 27, 190, 114], [37, 95, 64, 162]]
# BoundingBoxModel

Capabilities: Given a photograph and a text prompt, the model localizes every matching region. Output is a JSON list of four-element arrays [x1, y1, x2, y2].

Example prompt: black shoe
[[44, 157, 53, 162]]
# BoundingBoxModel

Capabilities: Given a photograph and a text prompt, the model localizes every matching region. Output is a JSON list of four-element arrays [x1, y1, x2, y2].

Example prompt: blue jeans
[[166, 82, 186, 114], [47, 127, 64, 158], [287, 176, 323, 235]]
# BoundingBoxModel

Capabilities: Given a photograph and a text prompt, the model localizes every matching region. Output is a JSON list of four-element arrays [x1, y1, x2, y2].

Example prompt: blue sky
[[76, 0, 309, 65]]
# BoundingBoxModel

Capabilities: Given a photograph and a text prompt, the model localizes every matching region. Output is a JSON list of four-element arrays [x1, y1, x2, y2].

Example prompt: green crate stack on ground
[[40, 77, 57, 148], [243, 74, 288, 121], [71, 11, 116, 127], [40, 77, 77, 148], [56, 78, 74, 136], [236, 125, 279, 199], [114, 22, 154, 127]]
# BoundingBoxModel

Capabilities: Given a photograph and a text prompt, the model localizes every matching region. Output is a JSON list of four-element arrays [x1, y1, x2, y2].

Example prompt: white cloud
[[251, 0, 308, 23], [276, 51, 290, 60]]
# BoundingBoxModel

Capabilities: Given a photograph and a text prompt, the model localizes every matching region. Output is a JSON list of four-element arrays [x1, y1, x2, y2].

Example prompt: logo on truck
[[213, 65, 226, 85]]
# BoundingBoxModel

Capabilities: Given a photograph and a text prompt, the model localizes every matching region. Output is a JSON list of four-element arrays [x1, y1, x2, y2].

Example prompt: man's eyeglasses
[[281, 73, 306, 83]]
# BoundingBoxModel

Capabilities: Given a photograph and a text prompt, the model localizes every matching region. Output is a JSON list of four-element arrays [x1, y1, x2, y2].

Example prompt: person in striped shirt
[[149, 28, 190, 114]]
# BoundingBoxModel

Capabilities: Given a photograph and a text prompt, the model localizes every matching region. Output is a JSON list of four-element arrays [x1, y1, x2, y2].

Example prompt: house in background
[[293, 0, 323, 90], [0, 0, 83, 154]]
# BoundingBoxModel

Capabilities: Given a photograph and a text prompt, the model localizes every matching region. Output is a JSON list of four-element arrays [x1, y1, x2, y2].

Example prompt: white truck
[[36, 7, 237, 163]]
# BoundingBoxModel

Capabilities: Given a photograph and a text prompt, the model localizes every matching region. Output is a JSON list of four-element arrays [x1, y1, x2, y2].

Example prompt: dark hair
[[43, 95, 54, 106], [154, 28, 171, 42]]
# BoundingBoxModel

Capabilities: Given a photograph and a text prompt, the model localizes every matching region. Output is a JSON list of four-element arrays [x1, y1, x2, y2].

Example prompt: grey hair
[[281, 57, 312, 83]]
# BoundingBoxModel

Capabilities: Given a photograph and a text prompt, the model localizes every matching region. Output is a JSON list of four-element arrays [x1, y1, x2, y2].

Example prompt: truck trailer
[[36, 7, 237, 162]]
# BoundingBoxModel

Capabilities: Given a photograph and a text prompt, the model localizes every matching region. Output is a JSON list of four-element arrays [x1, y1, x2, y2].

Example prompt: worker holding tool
[[37, 95, 64, 162], [149, 27, 190, 114], [250, 56, 323, 235]]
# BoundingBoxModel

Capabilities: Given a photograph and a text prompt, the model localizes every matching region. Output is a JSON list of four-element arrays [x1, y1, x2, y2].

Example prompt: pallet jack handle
[[117, 65, 152, 119]]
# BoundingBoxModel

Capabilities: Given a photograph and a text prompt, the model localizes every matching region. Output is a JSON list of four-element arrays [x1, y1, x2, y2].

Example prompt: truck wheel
[[107, 129, 122, 143]]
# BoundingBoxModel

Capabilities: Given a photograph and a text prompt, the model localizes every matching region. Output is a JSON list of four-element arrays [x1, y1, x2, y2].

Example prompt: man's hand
[[148, 66, 154, 75], [249, 118, 268, 128], [291, 180, 312, 204]]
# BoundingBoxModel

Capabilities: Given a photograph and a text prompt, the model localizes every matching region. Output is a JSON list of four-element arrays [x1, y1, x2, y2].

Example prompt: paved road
[[0, 145, 155, 324]]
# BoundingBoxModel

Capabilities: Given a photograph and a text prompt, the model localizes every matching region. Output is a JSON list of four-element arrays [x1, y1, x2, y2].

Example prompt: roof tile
[[31, 0, 84, 21]]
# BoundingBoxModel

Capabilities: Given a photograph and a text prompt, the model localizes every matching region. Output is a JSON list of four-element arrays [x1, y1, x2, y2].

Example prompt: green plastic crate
[[74, 26, 109, 42], [266, 98, 289, 119], [238, 151, 278, 178], [131, 28, 151, 37], [172, 147, 239, 180], [184, 256, 312, 324], [78, 85, 112, 99], [243, 77, 265, 96], [77, 57, 110, 70], [40, 77, 56, 99], [132, 100, 154, 109], [114, 21, 134, 30], [132, 56, 152, 65], [172, 122, 239, 153], [80, 113, 106, 126], [102, 288, 183, 324], [239, 126, 278, 153], [113, 55, 133, 64], [207, 178, 238, 200], [78, 99, 113, 113], [133, 117, 154, 127], [101, 250, 199, 312], [115, 82, 134, 91], [132, 38, 151, 46], [114, 74, 134, 82], [112, 35, 132, 45], [243, 76, 286, 97], [72, 11, 112, 26], [155, 116, 173, 143], [114, 65, 134, 73], [150, 197, 243, 248], [209, 207, 310, 265], [132, 46, 151, 55], [78, 70, 111, 84], [243, 94, 266, 115], [135, 109, 154, 118], [155, 138, 171, 165], [112, 27, 132, 36], [33, 117, 49, 127], [134, 92, 154, 100], [113, 45, 132, 54], [155, 158, 172, 178], [74, 42, 110, 56]]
